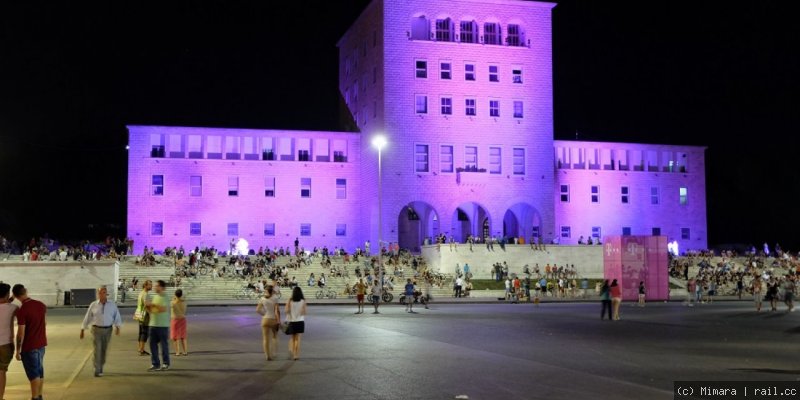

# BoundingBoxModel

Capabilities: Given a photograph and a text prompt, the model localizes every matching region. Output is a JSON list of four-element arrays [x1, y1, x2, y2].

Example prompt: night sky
[[1, 1, 797, 250]]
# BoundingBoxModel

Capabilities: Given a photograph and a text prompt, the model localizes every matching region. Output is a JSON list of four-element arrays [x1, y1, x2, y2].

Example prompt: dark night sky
[[0, 1, 798, 249]]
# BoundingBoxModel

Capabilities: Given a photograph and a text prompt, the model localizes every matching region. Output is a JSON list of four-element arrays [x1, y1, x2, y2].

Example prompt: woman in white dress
[[256, 285, 281, 360]]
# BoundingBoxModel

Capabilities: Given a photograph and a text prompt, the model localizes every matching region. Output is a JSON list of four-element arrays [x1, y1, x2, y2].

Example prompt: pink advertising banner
[[603, 236, 669, 301]]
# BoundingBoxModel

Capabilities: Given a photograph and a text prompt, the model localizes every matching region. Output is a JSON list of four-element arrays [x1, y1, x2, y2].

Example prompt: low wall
[[421, 244, 604, 278], [0, 262, 119, 306]]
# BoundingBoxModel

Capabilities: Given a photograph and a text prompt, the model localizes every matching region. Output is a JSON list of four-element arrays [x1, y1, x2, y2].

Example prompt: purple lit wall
[[603, 236, 669, 301]]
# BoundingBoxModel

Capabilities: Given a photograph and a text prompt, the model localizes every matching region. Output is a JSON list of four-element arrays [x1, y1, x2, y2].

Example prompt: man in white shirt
[[0, 283, 18, 399], [80, 286, 122, 377]]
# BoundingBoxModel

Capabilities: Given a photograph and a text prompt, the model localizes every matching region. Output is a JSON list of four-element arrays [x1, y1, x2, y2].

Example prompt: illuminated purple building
[[127, 0, 707, 253]]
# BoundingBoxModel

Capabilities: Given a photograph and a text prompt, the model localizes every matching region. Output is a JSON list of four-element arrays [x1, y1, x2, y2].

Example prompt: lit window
[[415, 95, 428, 114], [465, 63, 475, 81], [489, 65, 499, 82], [189, 222, 201, 236], [415, 60, 427, 78], [561, 226, 571, 238], [440, 62, 451, 79], [301, 178, 311, 198], [650, 187, 659, 205], [336, 178, 347, 199], [680, 187, 688, 205], [190, 176, 202, 197], [489, 100, 500, 117], [512, 148, 525, 175], [151, 222, 163, 236], [465, 98, 476, 116], [264, 223, 275, 236], [265, 177, 275, 197], [621, 186, 629, 204], [300, 223, 311, 237], [440, 145, 453, 173], [415, 144, 429, 173], [227, 223, 238, 237], [440, 97, 452, 115], [560, 185, 569, 202], [489, 147, 501, 174], [336, 224, 347, 237], [228, 176, 239, 197], [513, 101, 523, 118], [465, 146, 477, 170], [151, 175, 164, 196], [591, 186, 599, 203]]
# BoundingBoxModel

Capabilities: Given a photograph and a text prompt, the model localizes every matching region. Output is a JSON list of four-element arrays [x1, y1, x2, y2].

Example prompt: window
[[460, 20, 477, 43], [513, 101, 523, 118], [151, 222, 163, 236], [301, 177, 311, 198], [440, 62, 451, 79], [650, 187, 659, 205], [336, 178, 347, 199], [622, 227, 632, 236], [561, 226, 571, 239], [225, 136, 240, 159], [227, 223, 238, 237], [415, 95, 428, 114], [228, 176, 239, 196], [150, 134, 165, 158], [207, 136, 222, 159], [621, 186, 629, 204], [531, 226, 540, 239], [591, 186, 599, 203], [440, 145, 454, 173], [415, 144, 429, 173], [187, 135, 203, 158], [489, 65, 499, 82], [189, 222, 201, 236], [336, 224, 347, 237], [489, 100, 500, 117], [415, 60, 427, 78], [264, 223, 275, 237], [151, 175, 164, 196], [190, 176, 202, 197], [264, 177, 275, 197], [512, 68, 523, 83], [465, 98, 476, 116], [512, 148, 525, 175], [652, 227, 661, 236], [591, 226, 601, 239], [681, 228, 690, 240], [465, 146, 477, 170], [507, 24, 522, 46], [440, 97, 452, 115], [484, 22, 501, 45], [411, 15, 430, 40], [435, 18, 453, 42], [489, 147, 501, 174], [680, 187, 688, 205], [465, 63, 475, 81], [560, 185, 569, 202], [300, 223, 311, 237]]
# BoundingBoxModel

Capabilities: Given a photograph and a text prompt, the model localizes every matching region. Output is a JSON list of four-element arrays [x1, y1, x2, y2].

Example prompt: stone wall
[[0, 262, 118, 306]]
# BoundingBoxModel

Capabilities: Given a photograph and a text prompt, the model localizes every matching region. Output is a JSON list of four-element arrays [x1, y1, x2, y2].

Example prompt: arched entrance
[[450, 202, 491, 243], [503, 203, 541, 242], [397, 202, 439, 252]]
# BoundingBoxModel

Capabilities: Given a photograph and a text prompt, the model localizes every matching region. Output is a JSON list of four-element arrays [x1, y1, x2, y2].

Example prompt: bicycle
[[381, 288, 394, 303], [235, 286, 258, 300], [316, 287, 337, 299]]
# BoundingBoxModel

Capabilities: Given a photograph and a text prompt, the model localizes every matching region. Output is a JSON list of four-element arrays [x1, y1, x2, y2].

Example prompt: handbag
[[281, 321, 292, 335]]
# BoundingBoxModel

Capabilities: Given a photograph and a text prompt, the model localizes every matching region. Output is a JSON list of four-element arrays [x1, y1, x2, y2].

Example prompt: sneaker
[[160, 364, 170, 371], [147, 365, 160, 372], [94, 371, 103, 377], [139, 350, 150, 356]]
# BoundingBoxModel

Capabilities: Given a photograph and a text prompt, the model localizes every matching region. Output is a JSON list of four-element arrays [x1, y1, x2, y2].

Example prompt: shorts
[[357, 294, 364, 302], [372, 295, 380, 304], [0, 343, 13, 371], [138, 322, 149, 342], [288, 321, 305, 334], [21, 347, 45, 380]]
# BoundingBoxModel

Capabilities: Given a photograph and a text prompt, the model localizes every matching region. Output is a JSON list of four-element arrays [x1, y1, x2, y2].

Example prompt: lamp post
[[372, 135, 387, 290]]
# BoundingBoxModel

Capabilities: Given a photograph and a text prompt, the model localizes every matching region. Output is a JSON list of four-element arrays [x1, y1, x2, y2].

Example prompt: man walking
[[145, 280, 170, 371], [13, 284, 47, 400], [0, 283, 18, 400], [80, 286, 123, 377]]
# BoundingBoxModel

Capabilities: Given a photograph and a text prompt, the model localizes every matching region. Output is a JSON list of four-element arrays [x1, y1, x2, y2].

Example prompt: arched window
[[459, 20, 478, 43], [435, 18, 453, 42], [483, 22, 501, 45], [411, 15, 430, 40], [507, 24, 525, 46]]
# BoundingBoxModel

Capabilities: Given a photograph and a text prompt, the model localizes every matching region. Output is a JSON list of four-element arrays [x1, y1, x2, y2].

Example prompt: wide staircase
[[118, 255, 455, 303], [669, 255, 796, 294]]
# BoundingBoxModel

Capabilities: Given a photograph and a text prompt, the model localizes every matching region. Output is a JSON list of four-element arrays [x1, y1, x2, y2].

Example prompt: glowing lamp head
[[371, 135, 387, 150]]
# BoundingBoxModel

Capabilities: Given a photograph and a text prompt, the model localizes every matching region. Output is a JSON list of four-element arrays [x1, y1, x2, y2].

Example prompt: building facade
[[127, 0, 707, 254]]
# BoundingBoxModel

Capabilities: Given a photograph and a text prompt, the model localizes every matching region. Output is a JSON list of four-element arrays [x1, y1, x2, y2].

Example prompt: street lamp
[[372, 135, 387, 290]]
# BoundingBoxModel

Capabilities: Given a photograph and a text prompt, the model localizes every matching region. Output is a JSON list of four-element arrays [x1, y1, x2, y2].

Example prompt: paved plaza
[[3, 301, 798, 400]]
